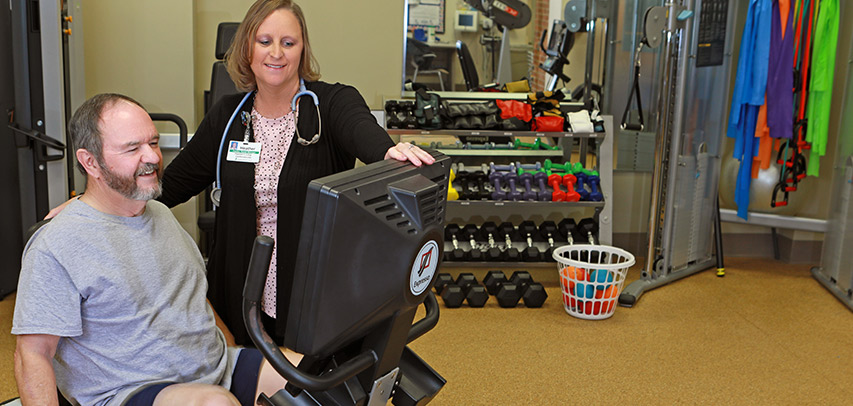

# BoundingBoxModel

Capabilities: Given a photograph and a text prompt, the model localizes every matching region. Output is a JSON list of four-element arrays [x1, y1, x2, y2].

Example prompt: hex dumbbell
[[538, 221, 559, 261], [479, 222, 504, 261], [498, 222, 521, 262], [454, 273, 489, 307], [495, 271, 548, 308], [483, 270, 509, 295], [443, 224, 466, 262], [510, 271, 548, 308], [462, 224, 484, 261], [519, 221, 541, 262]]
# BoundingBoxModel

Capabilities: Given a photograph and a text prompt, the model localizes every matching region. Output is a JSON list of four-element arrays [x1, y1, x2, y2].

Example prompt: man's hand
[[15, 334, 61, 405]]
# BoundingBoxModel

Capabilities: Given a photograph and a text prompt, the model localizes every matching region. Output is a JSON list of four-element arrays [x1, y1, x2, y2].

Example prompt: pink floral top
[[252, 106, 297, 318]]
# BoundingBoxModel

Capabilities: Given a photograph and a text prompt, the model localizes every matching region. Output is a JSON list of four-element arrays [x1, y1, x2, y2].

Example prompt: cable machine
[[619, 0, 736, 306], [2, 0, 76, 298], [811, 38, 853, 311]]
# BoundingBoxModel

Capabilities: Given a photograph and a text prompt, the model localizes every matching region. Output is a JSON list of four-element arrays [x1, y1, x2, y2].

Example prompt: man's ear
[[76, 149, 101, 178]]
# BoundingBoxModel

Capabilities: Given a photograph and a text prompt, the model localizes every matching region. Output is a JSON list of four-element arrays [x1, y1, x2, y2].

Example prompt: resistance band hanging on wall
[[726, 0, 839, 214], [726, 0, 771, 220]]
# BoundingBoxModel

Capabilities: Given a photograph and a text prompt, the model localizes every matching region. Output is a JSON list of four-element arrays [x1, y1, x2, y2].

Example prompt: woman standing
[[160, 0, 434, 345]]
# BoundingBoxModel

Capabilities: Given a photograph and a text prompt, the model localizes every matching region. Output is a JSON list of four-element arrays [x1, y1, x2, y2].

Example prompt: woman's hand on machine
[[44, 195, 81, 220], [384, 142, 435, 167]]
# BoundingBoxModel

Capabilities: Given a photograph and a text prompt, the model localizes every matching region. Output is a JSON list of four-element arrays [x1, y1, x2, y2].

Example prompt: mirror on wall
[[402, 0, 596, 97], [402, 0, 541, 93]]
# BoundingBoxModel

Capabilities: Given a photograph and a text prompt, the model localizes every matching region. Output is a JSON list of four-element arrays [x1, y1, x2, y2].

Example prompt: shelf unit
[[387, 113, 614, 266]]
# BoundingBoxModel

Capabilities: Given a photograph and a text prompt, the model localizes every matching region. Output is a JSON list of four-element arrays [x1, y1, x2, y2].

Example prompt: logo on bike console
[[410, 240, 439, 296]]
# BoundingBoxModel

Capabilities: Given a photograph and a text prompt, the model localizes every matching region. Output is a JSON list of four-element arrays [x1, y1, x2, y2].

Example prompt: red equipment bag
[[532, 115, 565, 132], [496, 99, 532, 122]]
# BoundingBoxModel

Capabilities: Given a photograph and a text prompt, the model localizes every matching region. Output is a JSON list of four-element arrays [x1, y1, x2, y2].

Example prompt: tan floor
[[2, 257, 852, 404]]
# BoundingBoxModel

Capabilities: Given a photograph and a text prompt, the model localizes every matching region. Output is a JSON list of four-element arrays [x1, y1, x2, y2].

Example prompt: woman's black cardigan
[[159, 81, 395, 345]]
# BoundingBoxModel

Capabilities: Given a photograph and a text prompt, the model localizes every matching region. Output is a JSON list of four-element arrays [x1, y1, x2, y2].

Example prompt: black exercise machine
[[244, 150, 451, 405], [538, 20, 574, 92]]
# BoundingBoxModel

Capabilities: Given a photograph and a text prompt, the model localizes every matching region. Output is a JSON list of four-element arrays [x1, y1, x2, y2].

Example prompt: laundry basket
[[553, 245, 635, 320]]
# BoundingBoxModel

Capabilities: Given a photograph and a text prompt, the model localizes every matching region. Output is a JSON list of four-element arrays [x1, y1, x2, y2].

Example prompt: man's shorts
[[124, 348, 264, 406]]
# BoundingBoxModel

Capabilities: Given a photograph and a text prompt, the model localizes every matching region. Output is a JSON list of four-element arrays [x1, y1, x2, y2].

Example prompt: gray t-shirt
[[12, 200, 239, 406]]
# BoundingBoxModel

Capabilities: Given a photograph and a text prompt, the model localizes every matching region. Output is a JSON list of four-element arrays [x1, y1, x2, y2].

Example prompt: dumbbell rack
[[387, 116, 614, 267]]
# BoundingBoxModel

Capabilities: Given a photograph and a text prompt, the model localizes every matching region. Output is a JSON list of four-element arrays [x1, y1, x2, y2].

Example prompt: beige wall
[[82, 0, 195, 129]]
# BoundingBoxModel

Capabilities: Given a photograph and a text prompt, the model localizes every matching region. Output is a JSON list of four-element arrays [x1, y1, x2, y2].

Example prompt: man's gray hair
[[68, 93, 146, 175]]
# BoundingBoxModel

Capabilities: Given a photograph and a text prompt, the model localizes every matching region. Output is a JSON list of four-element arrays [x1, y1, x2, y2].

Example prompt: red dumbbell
[[548, 174, 566, 202], [561, 174, 582, 202]]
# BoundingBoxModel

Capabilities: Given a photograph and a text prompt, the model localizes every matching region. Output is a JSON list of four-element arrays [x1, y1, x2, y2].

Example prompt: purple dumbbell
[[505, 173, 522, 201], [489, 162, 516, 173], [519, 173, 537, 201], [534, 172, 550, 201], [489, 171, 507, 201], [515, 161, 543, 171]]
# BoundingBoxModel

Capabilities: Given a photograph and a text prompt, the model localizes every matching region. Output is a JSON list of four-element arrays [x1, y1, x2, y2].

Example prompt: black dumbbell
[[498, 222, 521, 262], [576, 217, 599, 245], [558, 218, 592, 261], [496, 271, 548, 308], [495, 282, 521, 308], [384, 100, 402, 129], [521, 282, 548, 308], [509, 271, 548, 307], [483, 270, 508, 295], [455, 170, 475, 200], [539, 221, 559, 262], [576, 217, 606, 262], [479, 222, 504, 261], [455, 273, 489, 307], [462, 224, 484, 261], [519, 221, 541, 262], [558, 218, 577, 244], [510, 270, 534, 292], [473, 171, 491, 200], [399, 101, 418, 129], [444, 224, 466, 262], [439, 283, 465, 308], [433, 273, 454, 294], [434, 273, 465, 307]]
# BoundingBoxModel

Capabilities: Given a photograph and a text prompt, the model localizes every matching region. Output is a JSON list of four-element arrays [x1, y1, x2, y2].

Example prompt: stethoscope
[[211, 79, 321, 207]]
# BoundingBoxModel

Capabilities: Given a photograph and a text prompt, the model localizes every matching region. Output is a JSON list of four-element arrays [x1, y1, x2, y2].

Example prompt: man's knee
[[154, 383, 239, 406]]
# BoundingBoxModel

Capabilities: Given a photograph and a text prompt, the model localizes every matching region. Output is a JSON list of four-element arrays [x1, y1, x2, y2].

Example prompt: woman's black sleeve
[[159, 108, 222, 208], [327, 86, 395, 164]]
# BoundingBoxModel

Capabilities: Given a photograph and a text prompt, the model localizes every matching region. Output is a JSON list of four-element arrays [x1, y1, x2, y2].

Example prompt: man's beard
[[100, 161, 162, 200]]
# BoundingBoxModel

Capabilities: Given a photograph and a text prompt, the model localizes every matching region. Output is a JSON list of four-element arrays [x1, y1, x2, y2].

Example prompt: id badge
[[226, 141, 262, 163]]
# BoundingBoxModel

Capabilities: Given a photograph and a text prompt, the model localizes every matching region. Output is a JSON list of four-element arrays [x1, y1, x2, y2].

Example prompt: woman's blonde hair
[[225, 0, 320, 91]]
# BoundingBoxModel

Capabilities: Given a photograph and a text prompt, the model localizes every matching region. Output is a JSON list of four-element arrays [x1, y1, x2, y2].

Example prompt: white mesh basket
[[553, 244, 635, 320]]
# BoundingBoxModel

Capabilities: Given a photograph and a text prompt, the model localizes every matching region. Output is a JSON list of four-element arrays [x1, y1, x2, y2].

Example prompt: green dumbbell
[[543, 159, 571, 174], [537, 138, 560, 150], [513, 138, 541, 150]]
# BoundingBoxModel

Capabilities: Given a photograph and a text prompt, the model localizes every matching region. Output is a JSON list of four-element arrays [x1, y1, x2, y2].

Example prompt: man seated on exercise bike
[[12, 93, 298, 406]]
